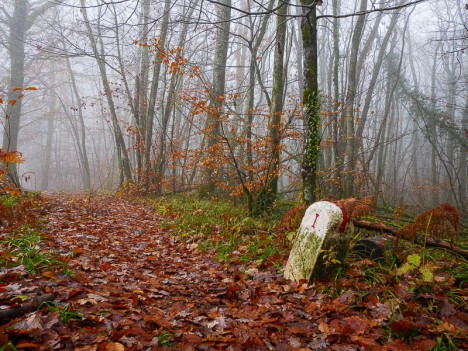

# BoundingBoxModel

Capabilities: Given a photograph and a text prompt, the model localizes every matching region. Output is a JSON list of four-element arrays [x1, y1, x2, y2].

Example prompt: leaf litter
[[0, 194, 466, 350]]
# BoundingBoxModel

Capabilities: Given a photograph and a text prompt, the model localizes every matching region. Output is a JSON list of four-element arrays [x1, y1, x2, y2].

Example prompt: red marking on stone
[[311, 213, 320, 229], [339, 208, 348, 232]]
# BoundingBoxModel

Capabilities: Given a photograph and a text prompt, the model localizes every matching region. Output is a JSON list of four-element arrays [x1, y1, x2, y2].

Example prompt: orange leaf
[[8, 99, 17, 106], [12, 87, 23, 91], [73, 247, 83, 255], [0, 98, 3, 104], [25, 87, 38, 91], [41, 271, 56, 279], [15, 342, 41, 348], [105, 342, 124, 351]]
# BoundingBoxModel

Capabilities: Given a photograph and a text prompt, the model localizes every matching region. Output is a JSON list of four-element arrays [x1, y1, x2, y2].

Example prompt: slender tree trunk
[[41, 69, 56, 190], [2, 0, 27, 186], [199, 0, 232, 196], [407, 32, 422, 204], [154, 1, 198, 192], [459, 91, 468, 211], [64, 55, 92, 191], [80, 0, 132, 183], [2, 0, 57, 186], [245, 0, 274, 184], [255, 0, 288, 213], [430, 45, 440, 206], [356, 9, 400, 144], [332, 0, 341, 197], [144, 0, 171, 182], [343, 0, 367, 197]]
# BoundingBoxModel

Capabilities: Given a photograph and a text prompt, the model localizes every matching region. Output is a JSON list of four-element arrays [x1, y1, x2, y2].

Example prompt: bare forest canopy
[[0, 0, 466, 214]]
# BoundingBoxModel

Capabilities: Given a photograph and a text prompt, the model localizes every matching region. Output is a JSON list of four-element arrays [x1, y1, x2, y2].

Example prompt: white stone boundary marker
[[284, 201, 354, 282]]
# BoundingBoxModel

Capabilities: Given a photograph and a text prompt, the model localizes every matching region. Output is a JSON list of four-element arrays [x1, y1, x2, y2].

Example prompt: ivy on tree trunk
[[301, 2, 320, 205]]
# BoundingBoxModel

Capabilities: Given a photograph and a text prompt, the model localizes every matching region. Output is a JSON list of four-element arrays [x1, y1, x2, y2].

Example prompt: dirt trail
[[2, 195, 325, 350]]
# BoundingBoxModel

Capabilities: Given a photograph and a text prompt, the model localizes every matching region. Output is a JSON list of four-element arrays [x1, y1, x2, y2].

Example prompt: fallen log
[[0, 293, 55, 320], [353, 219, 468, 259]]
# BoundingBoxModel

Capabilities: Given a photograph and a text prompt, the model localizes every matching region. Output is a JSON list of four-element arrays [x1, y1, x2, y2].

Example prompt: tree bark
[[301, 1, 320, 204], [257, 0, 288, 212], [343, 0, 367, 197], [2, 0, 57, 186], [144, 0, 171, 182], [154, 1, 198, 192], [80, 0, 133, 183], [199, 0, 232, 196]]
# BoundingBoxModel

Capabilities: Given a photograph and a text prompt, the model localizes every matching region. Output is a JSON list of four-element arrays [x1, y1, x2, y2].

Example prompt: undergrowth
[[0, 225, 61, 274], [146, 194, 291, 264]]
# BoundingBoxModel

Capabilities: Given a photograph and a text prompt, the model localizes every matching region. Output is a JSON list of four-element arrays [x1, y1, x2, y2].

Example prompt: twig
[[0, 293, 55, 320]]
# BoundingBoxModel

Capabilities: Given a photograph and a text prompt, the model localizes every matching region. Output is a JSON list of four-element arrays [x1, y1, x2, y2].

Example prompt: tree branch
[[317, 0, 428, 20]]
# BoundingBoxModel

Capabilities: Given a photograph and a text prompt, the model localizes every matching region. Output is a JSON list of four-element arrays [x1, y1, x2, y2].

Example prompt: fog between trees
[[0, 0, 466, 214]]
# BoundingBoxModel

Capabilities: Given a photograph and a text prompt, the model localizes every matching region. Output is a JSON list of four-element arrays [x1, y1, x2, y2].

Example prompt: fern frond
[[399, 204, 459, 242]]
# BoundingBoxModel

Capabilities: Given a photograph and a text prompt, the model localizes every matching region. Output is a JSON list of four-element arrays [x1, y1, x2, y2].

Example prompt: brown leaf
[[15, 342, 41, 349], [182, 333, 203, 345], [75, 345, 98, 351], [410, 339, 437, 351], [350, 335, 380, 350], [439, 298, 456, 317]]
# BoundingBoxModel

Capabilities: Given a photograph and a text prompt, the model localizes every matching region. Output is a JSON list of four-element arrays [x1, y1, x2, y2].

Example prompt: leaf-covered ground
[[0, 194, 467, 350]]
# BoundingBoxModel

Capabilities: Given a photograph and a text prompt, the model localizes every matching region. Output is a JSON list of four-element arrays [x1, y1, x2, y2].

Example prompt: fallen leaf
[[411, 339, 437, 351], [105, 342, 125, 351], [15, 342, 41, 348], [75, 345, 98, 351], [41, 271, 56, 279], [318, 322, 331, 336]]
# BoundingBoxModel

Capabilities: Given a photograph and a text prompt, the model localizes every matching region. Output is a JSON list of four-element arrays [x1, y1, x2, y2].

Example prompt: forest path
[[13, 194, 323, 350], [3, 194, 458, 350]]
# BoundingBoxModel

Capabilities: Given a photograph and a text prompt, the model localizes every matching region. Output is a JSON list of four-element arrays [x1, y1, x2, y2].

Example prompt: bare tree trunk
[[332, 0, 341, 197], [199, 0, 232, 196], [154, 1, 198, 192], [2, 0, 57, 186], [144, 0, 171, 182], [459, 91, 468, 211], [430, 45, 440, 206], [442, 54, 457, 205], [245, 0, 275, 184], [80, 0, 132, 183], [64, 55, 92, 191], [407, 32, 422, 204], [41, 68, 56, 190], [356, 9, 400, 147], [343, 0, 367, 197], [255, 0, 288, 212]]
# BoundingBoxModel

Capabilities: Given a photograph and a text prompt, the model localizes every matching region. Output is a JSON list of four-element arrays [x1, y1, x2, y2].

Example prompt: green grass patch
[[0, 194, 20, 208], [146, 194, 290, 265], [40, 301, 83, 324], [156, 329, 174, 346], [0, 225, 62, 274]]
